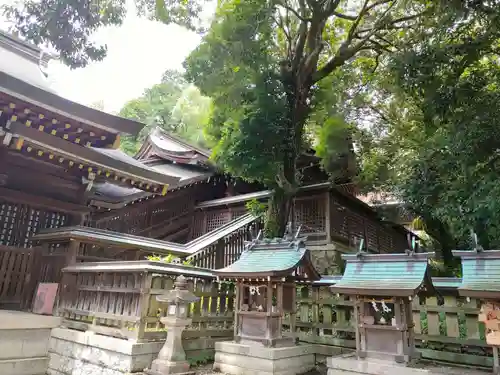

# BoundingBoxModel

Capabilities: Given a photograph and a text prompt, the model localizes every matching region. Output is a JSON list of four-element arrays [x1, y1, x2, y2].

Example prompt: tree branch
[[292, 0, 309, 71], [332, 11, 357, 20], [366, 0, 392, 13], [276, 0, 311, 22]]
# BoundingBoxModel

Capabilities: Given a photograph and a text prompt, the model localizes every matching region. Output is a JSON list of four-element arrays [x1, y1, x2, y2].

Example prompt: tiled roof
[[331, 252, 435, 296], [215, 238, 320, 279], [453, 249, 500, 299]]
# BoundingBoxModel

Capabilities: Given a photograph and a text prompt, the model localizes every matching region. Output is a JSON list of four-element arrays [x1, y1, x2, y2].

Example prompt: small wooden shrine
[[330, 248, 435, 365], [453, 242, 500, 374], [214, 232, 320, 348]]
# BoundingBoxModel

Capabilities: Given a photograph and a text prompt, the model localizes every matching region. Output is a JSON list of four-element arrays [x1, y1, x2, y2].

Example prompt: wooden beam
[[0, 186, 90, 214], [9, 121, 180, 187]]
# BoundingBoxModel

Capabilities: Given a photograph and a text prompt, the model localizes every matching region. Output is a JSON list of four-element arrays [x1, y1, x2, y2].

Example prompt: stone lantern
[[145, 275, 199, 375]]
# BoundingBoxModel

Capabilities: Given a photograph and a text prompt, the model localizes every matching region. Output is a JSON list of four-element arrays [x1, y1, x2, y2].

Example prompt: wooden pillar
[[325, 192, 331, 243], [494, 346, 500, 375], [233, 283, 240, 340], [215, 239, 225, 269], [66, 240, 79, 266]]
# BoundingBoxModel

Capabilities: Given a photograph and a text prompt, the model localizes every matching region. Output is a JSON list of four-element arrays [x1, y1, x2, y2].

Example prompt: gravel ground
[[192, 363, 328, 375]]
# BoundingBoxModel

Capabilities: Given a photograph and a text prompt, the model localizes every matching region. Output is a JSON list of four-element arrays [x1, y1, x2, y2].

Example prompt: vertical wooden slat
[[425, 296, 440, 336], [444, 295, 460, 338]]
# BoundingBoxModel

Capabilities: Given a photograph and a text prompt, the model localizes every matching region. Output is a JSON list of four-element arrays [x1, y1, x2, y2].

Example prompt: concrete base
[[213, 341, 316, 375], [327, 354, 483, 375], [0, 310, 61, 375], [48, 328, 164, 375]]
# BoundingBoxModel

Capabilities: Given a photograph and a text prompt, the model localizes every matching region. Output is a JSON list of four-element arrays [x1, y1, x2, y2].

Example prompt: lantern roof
[[157, 275, 200, 304], [330, 252, 436, 297]]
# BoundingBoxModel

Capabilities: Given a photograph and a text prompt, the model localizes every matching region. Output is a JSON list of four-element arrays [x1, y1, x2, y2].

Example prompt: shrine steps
[[0, 310, 61, 375]]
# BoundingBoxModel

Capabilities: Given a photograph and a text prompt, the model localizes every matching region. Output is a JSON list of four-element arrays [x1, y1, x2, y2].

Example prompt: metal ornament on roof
[[405, 234, 418, 256], [471, 230, 484, 253], [355, 237, 365, 258]]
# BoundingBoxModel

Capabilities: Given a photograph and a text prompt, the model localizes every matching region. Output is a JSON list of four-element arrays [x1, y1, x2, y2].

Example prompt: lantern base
[[144, 359, 195, 375]]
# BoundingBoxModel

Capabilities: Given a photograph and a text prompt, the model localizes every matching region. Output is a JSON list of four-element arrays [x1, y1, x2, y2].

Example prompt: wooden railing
[[187, 217, 263, 269], [57, 262, 491, 368], [57, 261, 235, 360], [190, 191, 409, 254]]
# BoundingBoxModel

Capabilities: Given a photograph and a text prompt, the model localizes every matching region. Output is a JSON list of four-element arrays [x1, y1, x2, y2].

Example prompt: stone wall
[[48, 328, 228, 374], [48, 328, 163, 375]]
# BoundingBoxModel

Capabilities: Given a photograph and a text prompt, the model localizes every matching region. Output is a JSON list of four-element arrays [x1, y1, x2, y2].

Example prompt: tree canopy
[[2, 0, 207, 68], [118, 69, 210, 155], [351, 1, 500, 269], [183, 0, 443, 235]]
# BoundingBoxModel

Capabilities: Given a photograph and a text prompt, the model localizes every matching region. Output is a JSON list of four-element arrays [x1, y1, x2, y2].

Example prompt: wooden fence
[[56, 261, 490, 368], [285, 282, 490, 368], [187, 218, 262, 269], [57, 261, 235, 362], [0, 244, 39, 310]]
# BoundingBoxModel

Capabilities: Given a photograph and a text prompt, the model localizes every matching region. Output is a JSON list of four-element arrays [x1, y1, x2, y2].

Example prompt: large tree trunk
[[263, 82, 309, 238], [264, 187, 294, 238]]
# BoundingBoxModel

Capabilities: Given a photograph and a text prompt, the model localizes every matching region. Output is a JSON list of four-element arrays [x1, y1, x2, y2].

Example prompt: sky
[[0, 0, 212, 113]]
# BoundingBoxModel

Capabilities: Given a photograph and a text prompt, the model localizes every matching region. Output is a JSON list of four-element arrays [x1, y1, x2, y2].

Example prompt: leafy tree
[[184, 0, 438, 236], [2, 0, 206, 68], [118, 69, 210, 154], [352, 2, 500, 269], [171, 85, 212, 149]]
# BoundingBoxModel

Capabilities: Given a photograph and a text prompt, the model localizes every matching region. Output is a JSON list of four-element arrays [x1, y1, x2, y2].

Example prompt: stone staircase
[[0, 310, 60, 375]]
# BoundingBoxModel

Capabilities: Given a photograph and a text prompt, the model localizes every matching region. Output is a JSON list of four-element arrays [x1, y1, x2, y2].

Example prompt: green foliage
[[184, 0, 436, 234], [2, 0, 206, 68], [185, 0, 284, 187], [351, 3, 500, 269], [245, 199, 267, 218], [315, 116, 356, 181], [118, 69, 210, 155], [147, 253, 193, 266]]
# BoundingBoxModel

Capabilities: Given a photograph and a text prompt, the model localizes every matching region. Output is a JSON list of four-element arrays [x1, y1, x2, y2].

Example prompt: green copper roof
[[330, 252, 435, 297], [214, 238, 320, 280], [453, 249, 500, 298]]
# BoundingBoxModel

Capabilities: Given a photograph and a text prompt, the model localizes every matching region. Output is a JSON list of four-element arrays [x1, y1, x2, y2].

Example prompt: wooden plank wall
[[0, 195, 71, 309], [0, 245, 39, 309]]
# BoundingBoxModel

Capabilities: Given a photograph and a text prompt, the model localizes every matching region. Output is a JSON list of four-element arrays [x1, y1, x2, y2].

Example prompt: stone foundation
[[0, 310, 61, 375], [327, 354, 481, 375], [213, 341, 316, 375], [48, 328, 164, 375]]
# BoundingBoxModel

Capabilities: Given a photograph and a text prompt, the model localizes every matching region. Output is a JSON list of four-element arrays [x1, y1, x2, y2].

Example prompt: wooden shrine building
[[214, 234, 320, 347], [0, 30, 417, 311], [0, 31, 182, 308], [330, 251, 436, 365], [453, 248, 500, 373]]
